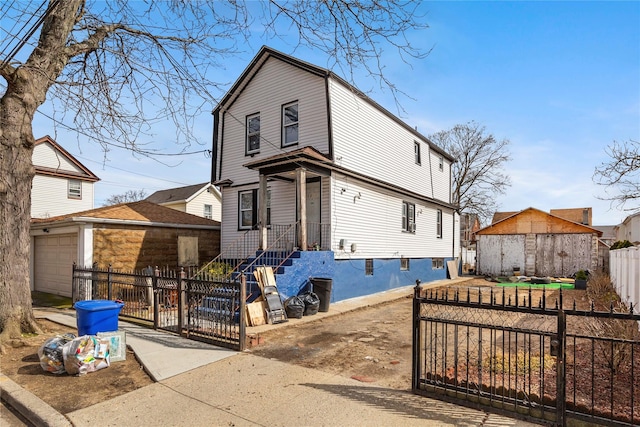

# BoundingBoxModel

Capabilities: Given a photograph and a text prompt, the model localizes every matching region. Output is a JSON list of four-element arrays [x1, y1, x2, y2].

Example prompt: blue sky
[[28, 1, 639, 226]]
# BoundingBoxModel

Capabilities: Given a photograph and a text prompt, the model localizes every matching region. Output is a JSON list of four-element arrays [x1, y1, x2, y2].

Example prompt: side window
[[432, 258, 444, 269], [246, 113, 260, 154], [436, 209, 442, 238], [402, 201, 416, 233], [204, 204, 212, 219], [68, 180, 82, 199], [414, 141, 421, 165], [439, 155, 444, 171], [282, 102, 299, 147]]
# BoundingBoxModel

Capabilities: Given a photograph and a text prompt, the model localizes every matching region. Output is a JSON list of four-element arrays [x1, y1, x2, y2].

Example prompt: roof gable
[[33, 136, 100, 182], [146, 183, 219, 204], [213, 46, 454, 162], [478, 207, 602, 236]]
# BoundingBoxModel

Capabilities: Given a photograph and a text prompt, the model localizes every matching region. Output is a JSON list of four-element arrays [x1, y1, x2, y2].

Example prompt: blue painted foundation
[[332, 258, 451, 301], [273, 251, 335, 300], [274, 252, 451, 304]]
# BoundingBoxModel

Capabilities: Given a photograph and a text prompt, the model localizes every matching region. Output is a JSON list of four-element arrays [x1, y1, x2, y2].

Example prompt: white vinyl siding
[[217, 57, 329, 187], [31, 175, 94, 218], [33, 142, 81, 171], [331, 174, 453, 259], [329, 79, 452, 203], [184, 189, 221, 221]]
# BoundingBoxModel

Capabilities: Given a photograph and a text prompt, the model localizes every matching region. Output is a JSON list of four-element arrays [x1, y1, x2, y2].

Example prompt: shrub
[[610, 240, 634, 250], [483, 351, 555, 375]]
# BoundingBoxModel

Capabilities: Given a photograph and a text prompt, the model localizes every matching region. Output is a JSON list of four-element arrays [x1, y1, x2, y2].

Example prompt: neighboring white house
[[211, 46, 458, 302], [616, 212, 640, 245], [145, 182, 222, 221], [31, 136, 100, 218]]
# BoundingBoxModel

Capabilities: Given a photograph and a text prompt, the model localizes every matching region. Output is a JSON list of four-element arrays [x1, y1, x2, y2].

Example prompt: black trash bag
[[300, 291, 320, 316], [284, 296, 305, 319]]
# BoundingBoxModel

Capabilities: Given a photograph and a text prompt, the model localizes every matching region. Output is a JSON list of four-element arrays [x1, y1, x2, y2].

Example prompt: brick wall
[[93, 224, 220, 271]]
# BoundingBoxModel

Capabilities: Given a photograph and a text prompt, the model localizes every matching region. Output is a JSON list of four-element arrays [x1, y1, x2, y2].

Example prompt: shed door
[[34, 233, 78, 297], [536, 234, 592, 277], [477, 235, 525, 276]]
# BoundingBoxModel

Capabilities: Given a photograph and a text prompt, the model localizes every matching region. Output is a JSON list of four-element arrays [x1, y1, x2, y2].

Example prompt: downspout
[[211, 109, 219, 183]]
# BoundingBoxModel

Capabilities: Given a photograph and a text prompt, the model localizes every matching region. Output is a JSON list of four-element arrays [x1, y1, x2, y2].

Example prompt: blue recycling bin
[[74, 300, 124, 335]]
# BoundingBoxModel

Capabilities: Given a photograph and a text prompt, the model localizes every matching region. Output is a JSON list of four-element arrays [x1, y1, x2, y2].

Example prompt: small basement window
[[432, 258, 444, 269], [365, 259, 374, 276], [401, 257, 410, 271]]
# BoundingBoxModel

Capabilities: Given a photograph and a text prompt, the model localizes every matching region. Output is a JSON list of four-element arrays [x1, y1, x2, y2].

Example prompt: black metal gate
[[72, 264, 246, 350], [412, 283, 640, 426]]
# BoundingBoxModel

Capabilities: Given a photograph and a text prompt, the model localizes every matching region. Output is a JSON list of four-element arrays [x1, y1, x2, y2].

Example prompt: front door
[[305, 180, 321, 247]]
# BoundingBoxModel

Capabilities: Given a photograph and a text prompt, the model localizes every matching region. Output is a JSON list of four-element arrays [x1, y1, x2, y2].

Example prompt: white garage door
[[34, 233, 78, 297]]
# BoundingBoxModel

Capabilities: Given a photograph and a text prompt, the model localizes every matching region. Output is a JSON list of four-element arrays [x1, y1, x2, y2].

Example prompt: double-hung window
[[402, 201, 416, 233], [68, 180, 82, 199], [204, 204, 212, 219], [282, 102, 298, 147], [246, 113, 260, 154], [436, 209, 442, 238], [238, 189, 270, 230]]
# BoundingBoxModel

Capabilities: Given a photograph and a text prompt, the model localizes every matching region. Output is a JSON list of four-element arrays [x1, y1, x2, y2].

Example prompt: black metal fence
[[72, 263, 246, 350], [412, 284, 640, 426]]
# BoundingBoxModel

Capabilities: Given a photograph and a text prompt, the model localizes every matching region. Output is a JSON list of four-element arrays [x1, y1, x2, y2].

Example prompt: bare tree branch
[[593, 139, 640, 212], [429, 121, 512, 225]]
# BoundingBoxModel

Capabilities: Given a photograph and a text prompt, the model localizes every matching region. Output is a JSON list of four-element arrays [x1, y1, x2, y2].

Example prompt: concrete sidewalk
[[2, 277, 542, 426]]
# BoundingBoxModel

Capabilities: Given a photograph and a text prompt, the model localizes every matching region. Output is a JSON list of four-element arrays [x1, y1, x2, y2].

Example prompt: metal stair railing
[[237, 221, 300, 283], [193, 227, 258, 280]]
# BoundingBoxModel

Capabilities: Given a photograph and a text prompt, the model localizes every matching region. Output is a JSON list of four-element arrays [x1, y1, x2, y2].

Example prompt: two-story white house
[[31, 135, 100, 218], [146, 182, 222, 221], [212, 47, 458, 303]]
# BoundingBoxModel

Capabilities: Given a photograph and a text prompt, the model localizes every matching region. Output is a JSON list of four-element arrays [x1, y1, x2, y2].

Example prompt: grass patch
[[31, 291, 73, 309], [496, 282, 574, 289]]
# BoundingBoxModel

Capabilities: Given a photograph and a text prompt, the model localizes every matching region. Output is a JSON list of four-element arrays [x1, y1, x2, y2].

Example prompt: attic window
[[204, 204, 212, 219], [68, 180, 81, 199], [439, 155, 444, 171]]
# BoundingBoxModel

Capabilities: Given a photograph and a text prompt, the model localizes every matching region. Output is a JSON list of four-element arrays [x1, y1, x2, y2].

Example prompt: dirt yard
[[0, 318, 153, 415], [1, 277, 634, 420]]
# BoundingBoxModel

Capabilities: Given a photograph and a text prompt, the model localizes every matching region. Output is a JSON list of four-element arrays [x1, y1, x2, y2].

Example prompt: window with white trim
[[401, 257, 410, 271], [68, 180, 81, 199], [239, 190, 254, 229], [402, 201, 416, 233], [432, 258, 444, 269], [246, 113, 260, 154], [414, 141, 421, 165], [238, 189, 270, 230], [436, 209, 442, 238], [282, 102, 299, 147], [204, 204, 212, 219], [439, 155, 444, 171]]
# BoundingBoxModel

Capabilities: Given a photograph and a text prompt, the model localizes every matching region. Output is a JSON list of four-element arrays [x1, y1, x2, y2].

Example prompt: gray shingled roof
[[145, 183, 209, 204]]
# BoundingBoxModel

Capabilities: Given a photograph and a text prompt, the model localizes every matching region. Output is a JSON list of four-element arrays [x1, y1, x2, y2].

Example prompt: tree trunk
[[0, 1, 83, 345], [0, 84, 41, 343]]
